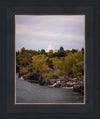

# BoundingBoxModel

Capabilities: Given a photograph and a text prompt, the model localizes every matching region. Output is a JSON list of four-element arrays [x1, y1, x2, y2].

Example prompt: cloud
[[16, 15, 85, 51], [16, 25, 84, 41]]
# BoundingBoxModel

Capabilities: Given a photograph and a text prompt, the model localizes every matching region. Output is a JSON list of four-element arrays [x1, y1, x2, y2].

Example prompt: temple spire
[[51, 36, 52, 43], [47, 37, 55, 53]]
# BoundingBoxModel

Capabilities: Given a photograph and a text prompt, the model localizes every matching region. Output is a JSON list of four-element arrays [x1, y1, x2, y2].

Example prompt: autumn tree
[[32, 55, 51, 73], [49, 57, 62, 69], [60, 51, 84, 76]]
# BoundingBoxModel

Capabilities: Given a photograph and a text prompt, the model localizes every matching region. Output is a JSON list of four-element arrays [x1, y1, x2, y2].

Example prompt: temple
[[47, 37, 55, 53]]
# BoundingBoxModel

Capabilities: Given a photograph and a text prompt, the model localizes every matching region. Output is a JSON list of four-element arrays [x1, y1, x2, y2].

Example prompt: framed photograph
[[0, 0, 100, 119], [15, 15, 85, 104]]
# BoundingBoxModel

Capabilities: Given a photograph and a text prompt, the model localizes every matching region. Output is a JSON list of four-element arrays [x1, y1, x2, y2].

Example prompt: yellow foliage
[[20, 67, 29, 75], [32, 55, 49, 73], [60, 51, 84, 75], [49, 57, 62, 68], [39, 64, 50, 73], [32, 55, 48, 69]]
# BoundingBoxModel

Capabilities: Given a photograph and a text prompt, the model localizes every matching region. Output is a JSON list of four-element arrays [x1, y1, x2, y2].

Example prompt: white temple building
[[46, 38, 55, 53]]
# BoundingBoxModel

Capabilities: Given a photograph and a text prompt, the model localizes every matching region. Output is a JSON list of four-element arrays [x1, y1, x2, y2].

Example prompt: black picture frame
[[0, 0, 100, 119]]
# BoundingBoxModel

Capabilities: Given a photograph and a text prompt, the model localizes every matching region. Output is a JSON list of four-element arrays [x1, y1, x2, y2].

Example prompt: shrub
[[76, 61, 84, 74], [19, 67, 29, 76], [47, 72, 58, 79], [59, 51, 84, 75], [73, 72, 83, 78], [59, 71, 65, 76], [76, 72, 83, 76]]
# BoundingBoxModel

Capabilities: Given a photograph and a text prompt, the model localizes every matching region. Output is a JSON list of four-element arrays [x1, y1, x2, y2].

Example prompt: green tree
[[41, 49, 46, 54], [60, 51, 84, 75], [16, 51, 19, 56], [57, 46, 65, 57], [20, 47, 25, 53], [81, 48, 84, 54], [47, 52, 54, 58], [72, 49, 78, 54], [76, 61, 84, 74], [46, 58, 54, 69]]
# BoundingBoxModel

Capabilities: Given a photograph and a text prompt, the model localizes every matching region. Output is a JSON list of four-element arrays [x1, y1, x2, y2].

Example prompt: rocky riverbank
[[19, 73, 84, 95]]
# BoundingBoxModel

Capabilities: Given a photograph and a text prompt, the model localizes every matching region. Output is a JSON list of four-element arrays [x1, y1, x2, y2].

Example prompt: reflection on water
[[16, 74, 84, 103]]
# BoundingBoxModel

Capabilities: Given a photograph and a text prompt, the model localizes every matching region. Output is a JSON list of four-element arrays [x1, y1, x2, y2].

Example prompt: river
[[16, 74, 84, 103]]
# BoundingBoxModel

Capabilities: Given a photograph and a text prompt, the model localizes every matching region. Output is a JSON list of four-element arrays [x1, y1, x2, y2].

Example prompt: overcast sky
[[16, 15, 85, 51]]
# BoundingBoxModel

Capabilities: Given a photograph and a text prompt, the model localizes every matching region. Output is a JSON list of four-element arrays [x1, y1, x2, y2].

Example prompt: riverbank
[[16, 74, 84, 103], [19, 72, 84, 95]]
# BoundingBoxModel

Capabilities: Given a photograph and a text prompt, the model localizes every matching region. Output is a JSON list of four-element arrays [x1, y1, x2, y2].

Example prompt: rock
[[73, 84, 84, 95], [64, 76, 69, 80], [39, 79, 46, 85], [58, 76, 64, 79], [55, 83, 61, 88], [23, 73, 42, 81], [22, 73, 84, 94]]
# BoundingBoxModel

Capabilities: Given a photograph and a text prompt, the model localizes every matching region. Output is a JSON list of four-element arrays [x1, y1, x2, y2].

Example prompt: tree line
[[16, 47, 84, 79]]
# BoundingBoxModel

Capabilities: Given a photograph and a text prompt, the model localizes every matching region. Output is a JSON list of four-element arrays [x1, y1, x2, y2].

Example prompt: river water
[[16, 74, 84, 103]]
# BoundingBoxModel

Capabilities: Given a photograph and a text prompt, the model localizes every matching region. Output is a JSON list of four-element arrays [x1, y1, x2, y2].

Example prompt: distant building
[[46, 38, 57, 53]]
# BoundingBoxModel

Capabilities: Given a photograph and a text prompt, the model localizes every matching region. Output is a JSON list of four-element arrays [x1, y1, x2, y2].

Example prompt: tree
[[47, 52, 54, 58], [60, 46, 64, 51], [32, 55, 49, 73], [76, 61, 84, 74], [81, 48, 84, 54], [65, 50, 71, 56], [57, 46, 65, 57], [50, 57, 62, 69], [16, 53, 30, 71], [41, 49, 46, 54], [16, 51, 19, 56], [60, 51, 84, 75], [72, 49, 78, 54], [46, 58, 53, 69], [20, 47, 25, 53]]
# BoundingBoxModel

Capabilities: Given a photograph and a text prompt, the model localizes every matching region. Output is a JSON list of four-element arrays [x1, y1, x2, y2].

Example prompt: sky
[[16, 15, 85, 51]]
